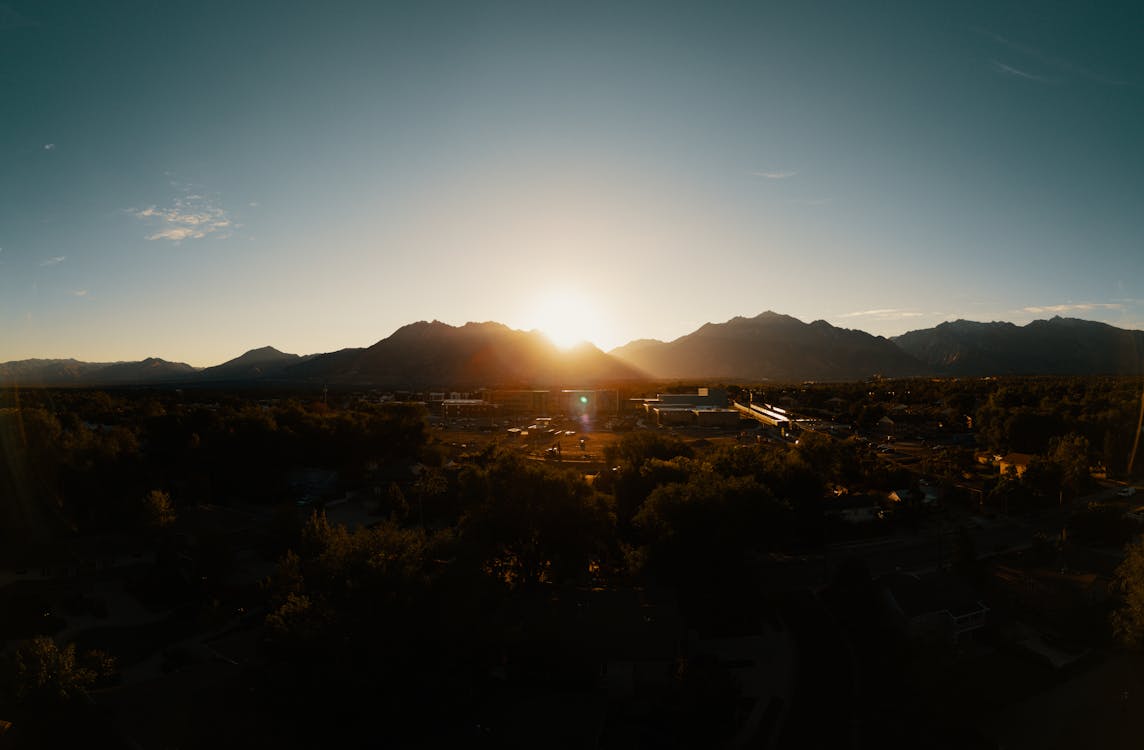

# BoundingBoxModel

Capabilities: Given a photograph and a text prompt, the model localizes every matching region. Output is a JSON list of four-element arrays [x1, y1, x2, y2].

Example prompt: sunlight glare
[[530, 288, 602, 349]]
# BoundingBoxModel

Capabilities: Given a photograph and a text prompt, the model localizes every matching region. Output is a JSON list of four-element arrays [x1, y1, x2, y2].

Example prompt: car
[[1117, 487, 1137, 497]]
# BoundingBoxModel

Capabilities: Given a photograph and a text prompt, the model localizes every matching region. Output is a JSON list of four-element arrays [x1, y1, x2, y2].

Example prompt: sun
[[529, 288, 601, 349]]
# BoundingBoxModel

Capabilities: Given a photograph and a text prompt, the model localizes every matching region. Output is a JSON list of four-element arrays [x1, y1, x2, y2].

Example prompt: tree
[[988, 468, 1029, 514], [1112, 537, 1144, 648], [603, 430, 691, 468], [381, 481, 409, 520], [141, 489, 176, 531], [634, 471, 790, 587], [460, 454, 615, 588], [1048, 432, 1091, 499], [1, 637, 115, 708], [412, 468, 447, 527]]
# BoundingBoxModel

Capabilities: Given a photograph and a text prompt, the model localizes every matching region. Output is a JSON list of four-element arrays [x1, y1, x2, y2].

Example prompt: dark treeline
[[0, 388, 427, 547]]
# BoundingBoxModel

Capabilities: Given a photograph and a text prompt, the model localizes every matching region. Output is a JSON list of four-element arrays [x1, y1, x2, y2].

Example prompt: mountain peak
[[246, 345, 284, 356]]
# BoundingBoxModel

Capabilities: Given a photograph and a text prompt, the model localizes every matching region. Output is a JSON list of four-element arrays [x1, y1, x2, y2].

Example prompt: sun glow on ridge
[[527, 287, 603, 350]]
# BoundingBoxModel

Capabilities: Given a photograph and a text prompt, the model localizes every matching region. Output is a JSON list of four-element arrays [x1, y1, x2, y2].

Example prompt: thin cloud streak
[[752, 170, 797, 180], [1021, 302, 1123, 314], [991, 60, 1053, 83], [841, 308, 924, 320], [40, 256, 65, 266]]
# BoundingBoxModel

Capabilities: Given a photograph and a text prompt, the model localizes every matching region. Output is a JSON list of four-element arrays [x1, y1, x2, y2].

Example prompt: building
[[693, 408, 741, 429], [441, 398, 496, 424], [482, 389, 550, 417], [560, 389, 619, 419]]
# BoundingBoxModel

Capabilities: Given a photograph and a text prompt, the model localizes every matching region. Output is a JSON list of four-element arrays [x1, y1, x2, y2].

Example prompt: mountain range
[[2, 313, 1141, 388]]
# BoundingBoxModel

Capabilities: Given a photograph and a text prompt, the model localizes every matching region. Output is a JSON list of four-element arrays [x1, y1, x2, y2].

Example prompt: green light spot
[[580, 396, 588, 404]]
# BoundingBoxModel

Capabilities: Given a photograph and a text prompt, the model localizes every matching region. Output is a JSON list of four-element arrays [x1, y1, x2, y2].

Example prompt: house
[[826, 494, 883, 524], [824, 396, 848, 414], [881, 571, 989, 643], [888, 487, 924, 505], [993, 564, 1108, 613], [999, 453, 1034, 478]]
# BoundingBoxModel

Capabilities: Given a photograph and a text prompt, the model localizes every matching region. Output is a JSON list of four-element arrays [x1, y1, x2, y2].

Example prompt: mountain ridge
[[892, 316, 1144, 376], [3, 313, 1142, 387]]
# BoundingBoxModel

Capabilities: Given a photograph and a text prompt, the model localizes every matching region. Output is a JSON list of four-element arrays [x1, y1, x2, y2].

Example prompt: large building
[[630, 387, 728, 413], [630, 388, 739, 428]]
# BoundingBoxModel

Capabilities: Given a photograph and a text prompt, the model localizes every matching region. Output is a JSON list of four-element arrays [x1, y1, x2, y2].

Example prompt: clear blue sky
[[2, 0, 1141, 366]]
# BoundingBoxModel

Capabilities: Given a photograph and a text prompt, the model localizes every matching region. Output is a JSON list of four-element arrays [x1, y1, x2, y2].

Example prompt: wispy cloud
[[129, 183, 233, 242], [841, 308, 925, 320], [978, 28, 1129, 87], [752, 170, 797, 180], [991, 60, 1053, 83], [40, 256, 65, 266], [72, 290, 87, 297], [43, 143, 55, 151], [1021, 302, 1123, 315]]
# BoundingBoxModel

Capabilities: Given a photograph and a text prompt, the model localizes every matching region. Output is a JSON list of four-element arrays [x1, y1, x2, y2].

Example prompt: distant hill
[[892, 317, 1144, 376], [282, 320, 647, 387], [197, 346, 311, 381], [609, 311, 927, 381], [84, 358, 198, 385], [0, 357, 198, 386], [0, 359, 110, 386]]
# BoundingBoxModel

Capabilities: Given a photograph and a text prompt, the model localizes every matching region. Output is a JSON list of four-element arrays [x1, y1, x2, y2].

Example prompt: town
[[2, 375, 1142, 748]]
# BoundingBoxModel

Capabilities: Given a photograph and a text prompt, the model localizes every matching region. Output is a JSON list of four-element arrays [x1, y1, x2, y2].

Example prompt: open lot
[[434, 418, 751, 467]]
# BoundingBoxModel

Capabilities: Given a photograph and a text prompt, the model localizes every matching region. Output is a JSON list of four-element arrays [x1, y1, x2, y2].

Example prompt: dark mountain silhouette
[[197, 346, 311, 381], [609, 311, 927, 381], [892, 317, 1144, 375], [284, 320, 646, 387], [4, 314, 1142, 387]]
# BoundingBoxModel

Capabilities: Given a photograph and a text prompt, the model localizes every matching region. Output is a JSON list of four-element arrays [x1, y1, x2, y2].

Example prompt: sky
[[2, 0, 1142, 366]]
